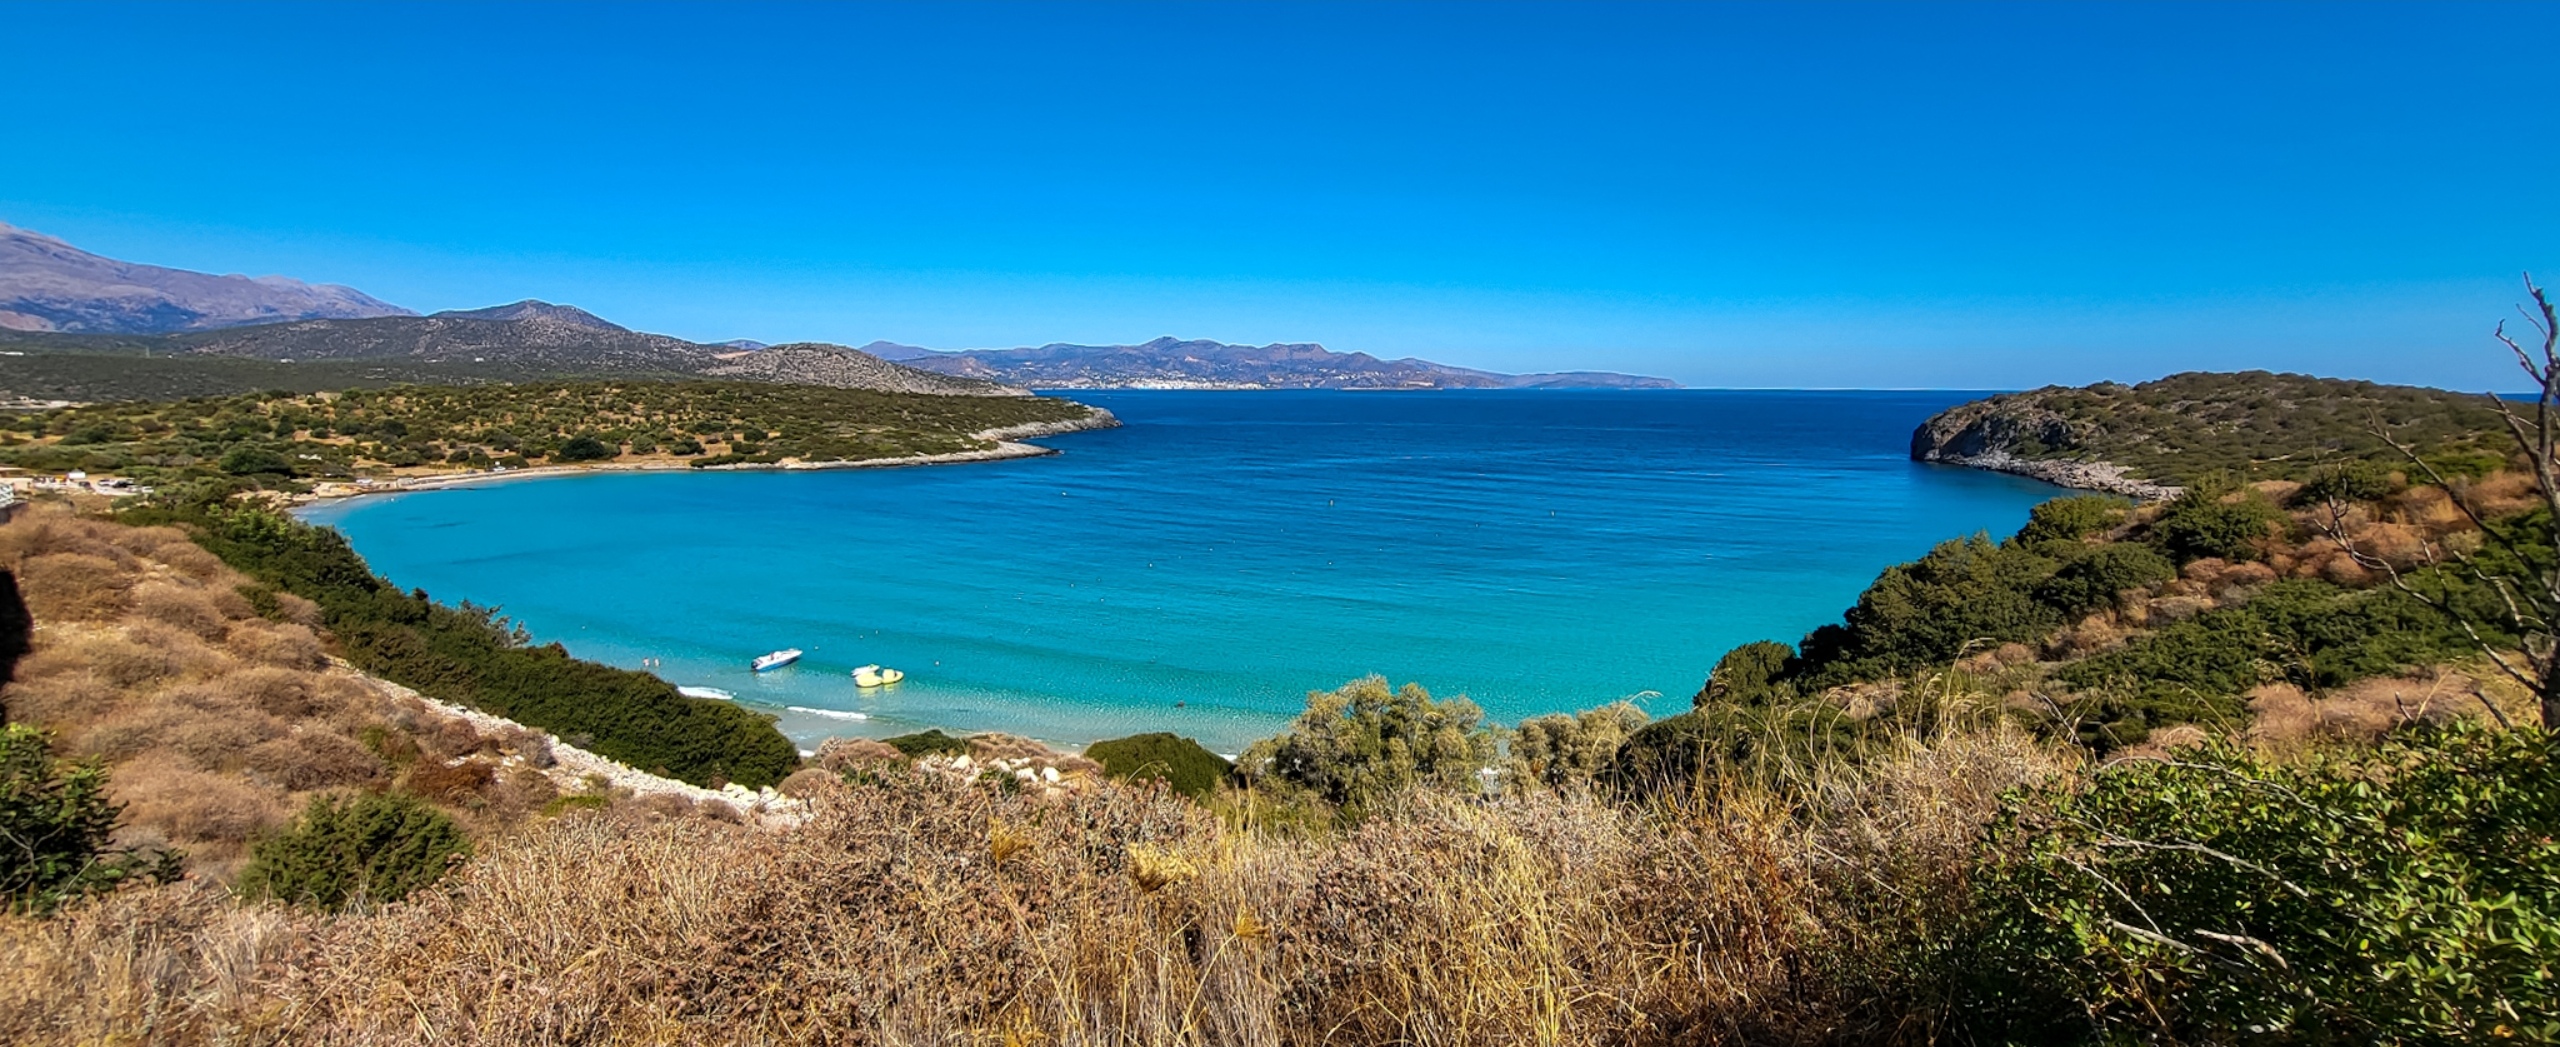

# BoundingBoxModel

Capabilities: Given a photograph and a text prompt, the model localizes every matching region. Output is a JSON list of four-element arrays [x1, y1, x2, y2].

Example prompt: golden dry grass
[[0, 715, 2066, 1047], [0, 506, 598, 879]]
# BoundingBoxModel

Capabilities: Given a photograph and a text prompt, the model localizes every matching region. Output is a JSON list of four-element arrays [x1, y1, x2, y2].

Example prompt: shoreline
[[295, 406, 1118, 503], [1920, 449, 2183, 501]]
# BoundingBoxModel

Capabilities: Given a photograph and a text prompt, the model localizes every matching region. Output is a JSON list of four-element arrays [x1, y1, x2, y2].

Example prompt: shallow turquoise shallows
[[298, 390, 2060, 753]]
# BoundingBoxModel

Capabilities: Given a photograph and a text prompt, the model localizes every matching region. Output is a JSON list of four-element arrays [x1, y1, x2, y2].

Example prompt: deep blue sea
[[297, 391, 2059, 753]]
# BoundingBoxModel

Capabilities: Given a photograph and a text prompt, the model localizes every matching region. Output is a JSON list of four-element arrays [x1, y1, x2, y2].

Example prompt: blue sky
[[5, 1, 2553, 388]]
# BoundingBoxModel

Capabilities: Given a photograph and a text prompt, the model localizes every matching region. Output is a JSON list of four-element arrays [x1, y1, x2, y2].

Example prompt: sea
[[297, 390, 2061, 754]]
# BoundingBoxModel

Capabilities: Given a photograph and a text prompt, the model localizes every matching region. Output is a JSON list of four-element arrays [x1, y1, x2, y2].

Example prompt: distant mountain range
[[0, 221, 1676, 392], [883, 337, 1678, 390], [0, 221, 413, 334]]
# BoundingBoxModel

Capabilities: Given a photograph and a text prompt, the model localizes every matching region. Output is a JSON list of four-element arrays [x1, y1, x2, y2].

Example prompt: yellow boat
[[852, 665, 906, 688]]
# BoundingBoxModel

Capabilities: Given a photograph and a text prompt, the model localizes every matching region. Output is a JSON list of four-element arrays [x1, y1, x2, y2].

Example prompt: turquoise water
[[298, 391, 2059, 753]]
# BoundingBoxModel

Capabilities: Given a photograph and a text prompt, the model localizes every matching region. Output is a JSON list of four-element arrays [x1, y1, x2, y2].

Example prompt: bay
[[298, 390, 2060, 753]]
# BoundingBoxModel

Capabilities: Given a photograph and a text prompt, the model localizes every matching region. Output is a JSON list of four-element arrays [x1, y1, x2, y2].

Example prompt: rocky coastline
[[1909, 392, 2184, 500], [1914, 448, 2184, 500]]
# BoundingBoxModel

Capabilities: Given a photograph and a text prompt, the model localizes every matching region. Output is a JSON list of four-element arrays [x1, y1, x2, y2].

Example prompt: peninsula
[[1911, 370, 2513, 497]]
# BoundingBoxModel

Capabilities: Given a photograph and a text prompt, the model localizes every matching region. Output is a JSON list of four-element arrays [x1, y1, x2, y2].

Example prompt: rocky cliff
[[1911, 388, 2185, 499]]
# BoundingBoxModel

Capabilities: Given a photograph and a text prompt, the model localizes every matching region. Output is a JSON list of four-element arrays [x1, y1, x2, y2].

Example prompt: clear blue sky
[[5, 1, 2553, 389]]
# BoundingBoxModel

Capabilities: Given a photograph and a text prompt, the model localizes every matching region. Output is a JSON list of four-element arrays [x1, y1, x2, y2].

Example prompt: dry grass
[[109, 755, 291, 868], [0, 882, 313, 1047], [68, 717, 2040, 1047], [0, 507, 603, 881]]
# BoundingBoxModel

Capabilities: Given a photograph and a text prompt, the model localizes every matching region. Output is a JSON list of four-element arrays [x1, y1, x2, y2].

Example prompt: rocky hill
[[429, 300, 626, 330], [168, 310, 716, 373], [1912, 370, 2512, 495], [0, 221, 413, 334], [887, 336, 1677, 390], [700, 342, 1029, 396]]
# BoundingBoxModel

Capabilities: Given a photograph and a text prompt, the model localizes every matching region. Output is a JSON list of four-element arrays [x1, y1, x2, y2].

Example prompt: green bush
[[555, 434, 616, 461], [218, 444, 294, 476], [1506, 701, 1648, 791], [1239, 676, 1498, 819], [1697, 640, 1792, 707], [2032, 542, 2175, 616], [2015, 495, 2126, 545], [2148, 491, 2283, 563], [2293, 459, 2400, 505], [1963, 724, 2560, 1044], [1085, 732, 1233, 799], [0, 726, 180, 914], [238, 791, 470, 911], [1603, 699, 1862, 796], [882, 729, 969, 758], [1794, 535, 2063, 686]]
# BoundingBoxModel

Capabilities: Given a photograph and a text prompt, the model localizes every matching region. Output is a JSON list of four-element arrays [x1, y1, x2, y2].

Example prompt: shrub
[[405, 758, 497, 806], [1237, 676, 1498, 818], [217, 445, 294, 477], [1963, 724, 2560, 1044], [2014, 495, 2126, 545], [2032, 543, 2175, 615], [132, 582, 229, 641], [2293, 459, 2400, 505], [554, 435, 615, 462], [1085, 732, 1232, 799], [237, 791, 470, 911], [242, 732, 385, 791], [18, 552, 133, 621], [0, 725, 179, 914], [2148, 491, 2282, 563], [882, 729, 970, 758], [1698, 640, 1792, 708], [1793, 535, 2063, 686], [1506, 701, 1647, 790]]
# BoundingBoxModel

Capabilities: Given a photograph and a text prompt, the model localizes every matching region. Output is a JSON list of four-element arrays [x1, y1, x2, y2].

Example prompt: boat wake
[[787, 706, 871, 721], [677, 686, 736, 701]]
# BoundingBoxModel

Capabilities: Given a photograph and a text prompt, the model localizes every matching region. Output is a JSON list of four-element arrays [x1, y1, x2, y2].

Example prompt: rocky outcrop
[[1911, 392, 2184, 500], [975, 408, 1121, 442]]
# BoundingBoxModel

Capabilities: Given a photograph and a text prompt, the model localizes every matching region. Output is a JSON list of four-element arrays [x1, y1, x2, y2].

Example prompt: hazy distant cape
[[881, 336, 1678, 390]]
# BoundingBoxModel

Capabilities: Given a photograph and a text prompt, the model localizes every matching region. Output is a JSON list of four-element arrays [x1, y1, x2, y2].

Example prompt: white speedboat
[[752, 648, 804, 672]]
